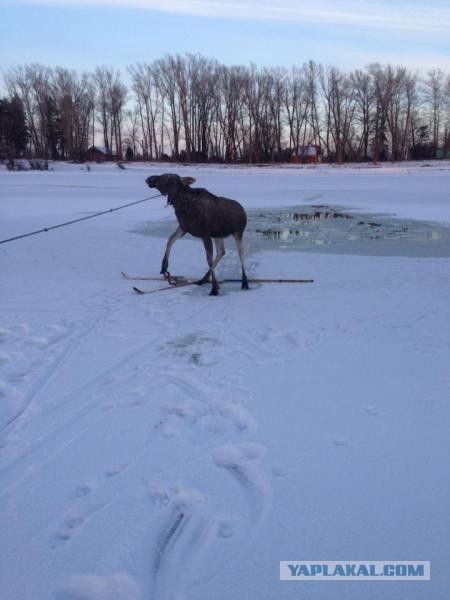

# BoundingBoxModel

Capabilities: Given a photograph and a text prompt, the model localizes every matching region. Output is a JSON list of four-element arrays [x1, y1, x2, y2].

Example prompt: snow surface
[[0, 161, 449, 599]]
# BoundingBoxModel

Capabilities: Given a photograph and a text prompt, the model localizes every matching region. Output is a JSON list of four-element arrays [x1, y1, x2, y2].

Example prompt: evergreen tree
[[0, 96, 28, 158], [125, 145, 133, 160], [44, 95, 64, 159]]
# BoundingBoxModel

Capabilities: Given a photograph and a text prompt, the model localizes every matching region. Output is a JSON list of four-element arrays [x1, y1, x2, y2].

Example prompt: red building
[[291, 145, 321, 164], [85, 146, 110, 162]]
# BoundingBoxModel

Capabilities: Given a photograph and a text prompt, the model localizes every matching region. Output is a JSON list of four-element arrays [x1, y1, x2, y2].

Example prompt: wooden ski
[[123, 272, 314, 285]]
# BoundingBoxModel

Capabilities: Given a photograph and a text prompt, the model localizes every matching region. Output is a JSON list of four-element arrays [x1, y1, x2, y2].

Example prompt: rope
[[164, 271, 190, 285], [0, 193, 163, 245]]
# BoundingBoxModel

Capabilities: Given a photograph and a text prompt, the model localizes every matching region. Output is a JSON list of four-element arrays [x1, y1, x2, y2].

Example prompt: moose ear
[[181, 176, 196, 186]]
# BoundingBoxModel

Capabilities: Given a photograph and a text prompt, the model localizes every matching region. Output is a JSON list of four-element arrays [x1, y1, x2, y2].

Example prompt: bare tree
[[216, 65, 245, 161], [284, 66, 308, 155], [368, 64, 393, 162], [320, 67, 357, 163], [128, 62, 161, 159], [423, 68, 445, 152], [443, 75, 450, 151], [124, 107, 140, 157], [352, 69, 374, 160], [94, 66, 126, 158], [53, 68, 94, 160], [5, 65, 41, 155], [154, 56, 182, 158], [3, 55, 449, 163]]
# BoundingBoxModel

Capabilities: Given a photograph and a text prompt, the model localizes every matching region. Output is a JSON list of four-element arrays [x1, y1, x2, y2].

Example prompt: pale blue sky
[[1, 0, 449, 74]]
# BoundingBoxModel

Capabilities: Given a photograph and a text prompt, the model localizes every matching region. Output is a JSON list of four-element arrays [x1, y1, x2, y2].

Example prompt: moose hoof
[[209, 288, 219, 296], [242, 281, 249, 290], [195, 277, 209, 286]]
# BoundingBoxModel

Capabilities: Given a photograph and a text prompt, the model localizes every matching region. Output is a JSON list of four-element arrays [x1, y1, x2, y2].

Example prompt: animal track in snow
[[0, 326, 13, 342], [126, 386, 148, 407], [53, 473, 116, 548], [212, 442, 270, 520], [228, 326, 308, 368], [0, 317, 71, 441], [73, 480, 96, 499], [155, 373, 258, 447], [220, 403, 257, 435], [153, 486, 214, 600], [105, 464, 127, 478], [52, 513, 86, 547], [165, 332, 222, 366], [55, 572, 141, 600], [271, 466, 287, 478], [363, 405, 379, 416], [216, 516, 238, 539], [332, 434, 351, 447]]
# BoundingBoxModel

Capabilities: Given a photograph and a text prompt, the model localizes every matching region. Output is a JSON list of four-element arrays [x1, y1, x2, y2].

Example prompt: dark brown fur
[[146, 173, 249, 295]]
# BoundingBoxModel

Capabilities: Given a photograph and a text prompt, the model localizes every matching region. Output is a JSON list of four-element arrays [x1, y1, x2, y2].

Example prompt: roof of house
[[87, 146, 109, 155]]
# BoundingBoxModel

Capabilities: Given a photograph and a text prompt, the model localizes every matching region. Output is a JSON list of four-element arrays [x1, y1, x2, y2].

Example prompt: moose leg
[[201, 237, 219, 296], [233, 232, 249, 289], [195, 238, 225, 286], [161, 226, 185, 274], [213, 238, 226, 269]]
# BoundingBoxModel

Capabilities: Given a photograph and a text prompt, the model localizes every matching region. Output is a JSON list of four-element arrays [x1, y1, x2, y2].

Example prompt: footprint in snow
[[0, 326, 13, 342], [158, 394, 257, 446], [229, 327, 306, 367], [196, 402, 257, 443], [216, 516, 238, 539], [271, 466, 286, 478], [161, 413, 185, 438], [212, 442, 270, 521], [333, 435, 351, 447], [153, 486, 214, 600], [54, 476, 112, 549], [220, 403, 257, 435], [54, 572, 141, 600], [52, 514, 86, 548], [51, 483, 96, 547], [126, 386, 148, 407], [105, 464, 127, 478], [0, 351, 11, 365], [72, 480, 96, 498]]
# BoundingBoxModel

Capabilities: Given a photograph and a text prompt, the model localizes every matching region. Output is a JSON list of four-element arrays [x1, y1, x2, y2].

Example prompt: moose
[[146, 173, 249, 296]]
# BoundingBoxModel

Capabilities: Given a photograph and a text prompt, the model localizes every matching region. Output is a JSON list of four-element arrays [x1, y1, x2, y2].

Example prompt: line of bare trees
[[3, 55, 450, 163]]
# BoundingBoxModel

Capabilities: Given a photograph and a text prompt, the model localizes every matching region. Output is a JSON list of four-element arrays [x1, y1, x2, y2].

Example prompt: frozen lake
[[0, 161, 449, 600], [135, 203, 450, 258]]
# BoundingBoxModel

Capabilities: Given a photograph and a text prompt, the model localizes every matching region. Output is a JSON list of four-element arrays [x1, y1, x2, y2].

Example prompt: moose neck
[[167, 186, 192, 209]]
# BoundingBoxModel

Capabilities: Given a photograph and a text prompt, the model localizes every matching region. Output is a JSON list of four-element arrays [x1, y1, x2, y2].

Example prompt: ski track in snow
[[2, 163, 449, 600], [0, 254, 305, 600], [0, 260, 396, 599]]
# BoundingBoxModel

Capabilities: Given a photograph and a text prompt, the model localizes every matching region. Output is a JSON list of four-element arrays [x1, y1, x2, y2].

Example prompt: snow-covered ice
[[0, 161, 449, 599]]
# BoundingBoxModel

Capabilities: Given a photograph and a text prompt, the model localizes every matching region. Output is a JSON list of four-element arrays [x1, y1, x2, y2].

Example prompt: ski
[[123, 272, 313, 285], [133, 281, 196, 295], [132, 277, 314, 294], [122, 271, 163, 281], [222, 278, 314, 283], [121, 271, 193, 284]]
